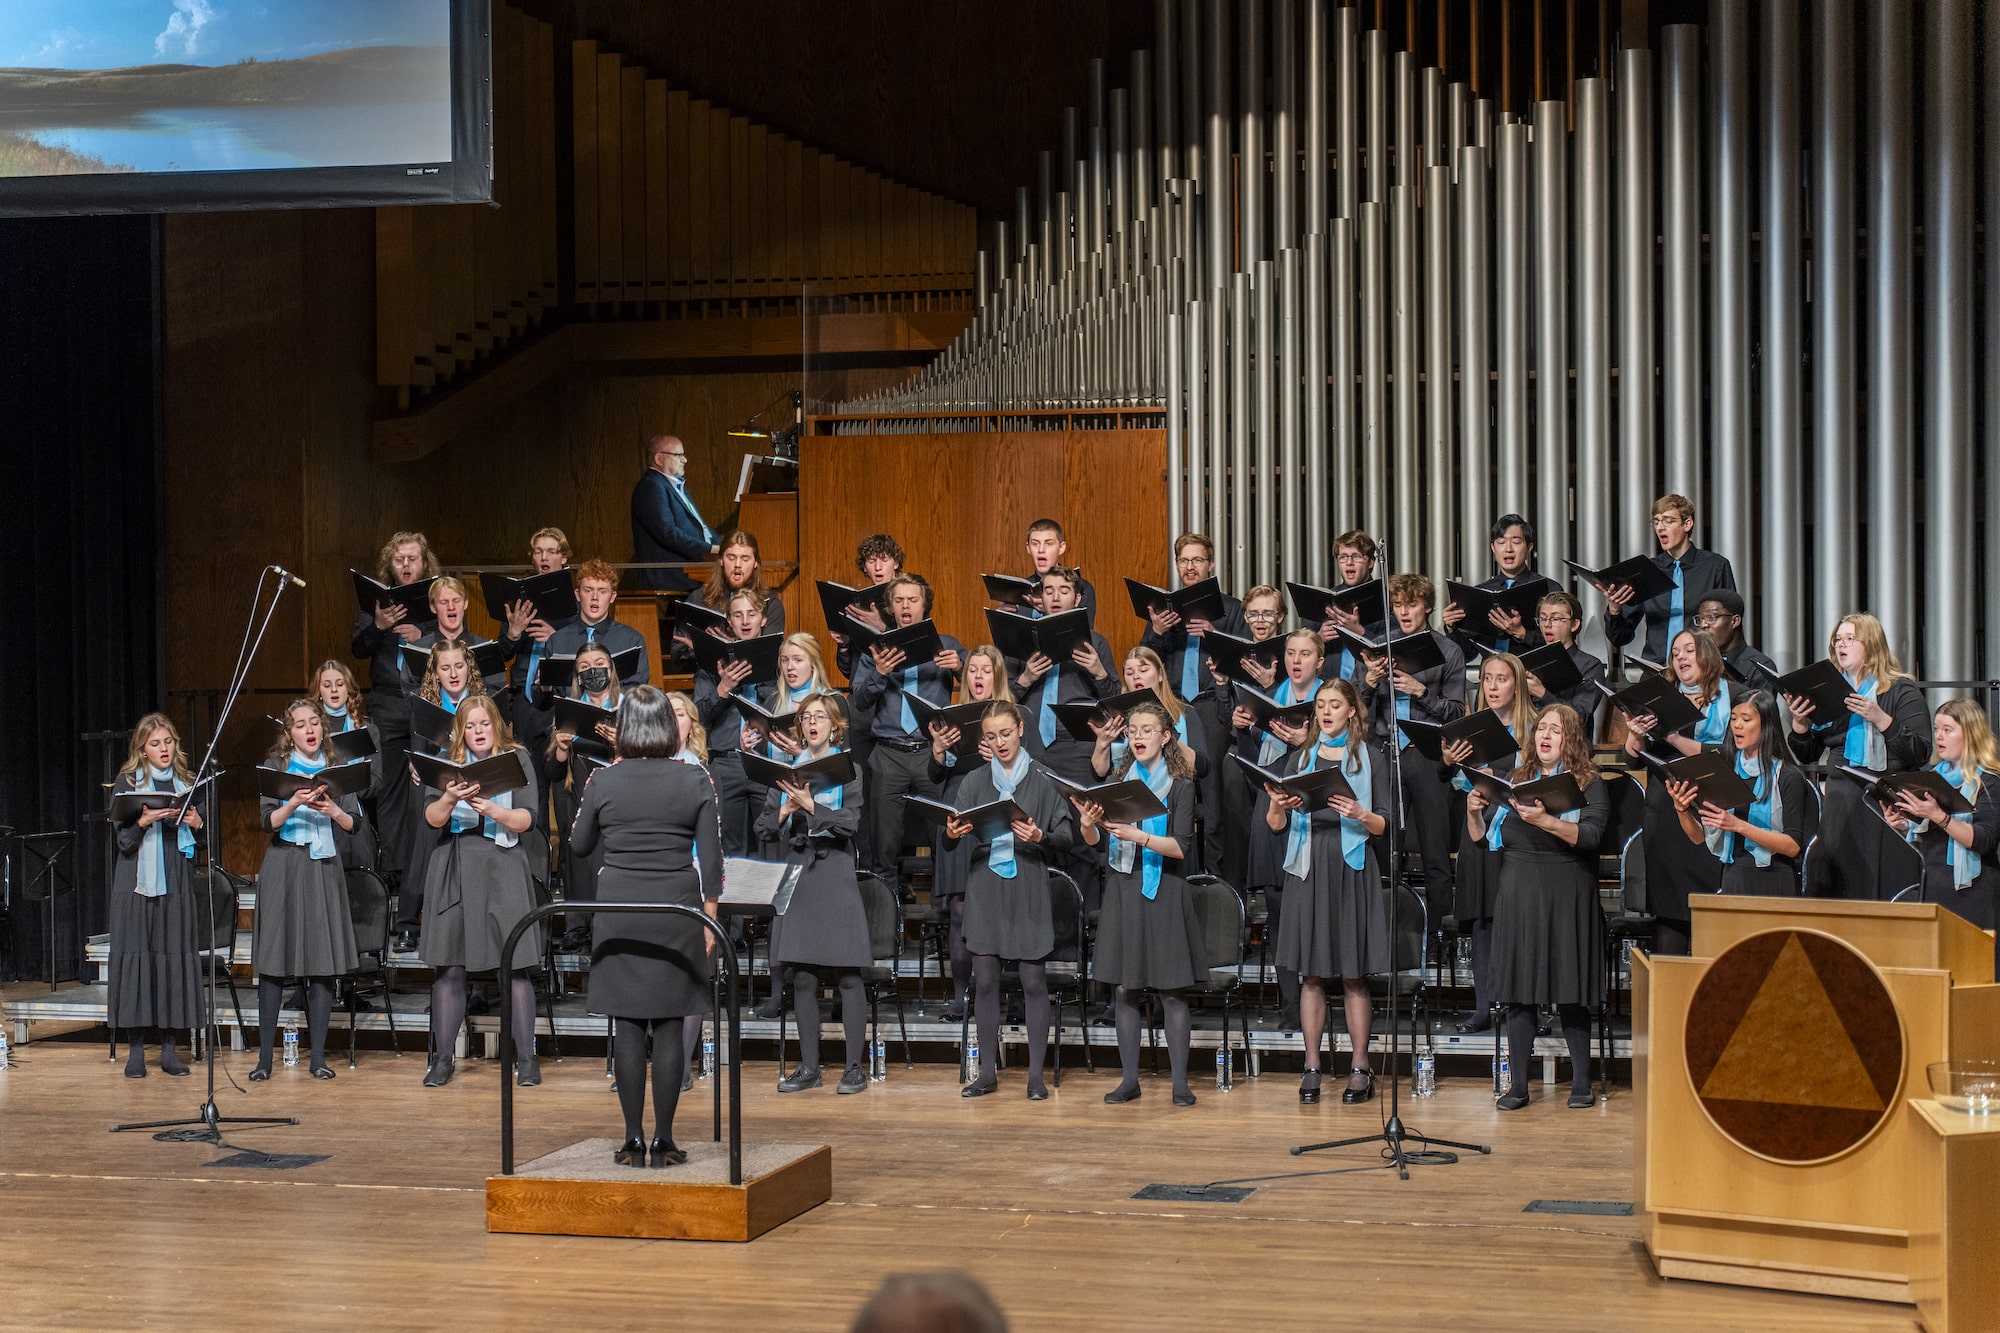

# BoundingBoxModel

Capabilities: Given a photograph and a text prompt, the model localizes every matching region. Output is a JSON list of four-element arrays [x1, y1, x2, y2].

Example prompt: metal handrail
[[497, 900, 741, 1183]]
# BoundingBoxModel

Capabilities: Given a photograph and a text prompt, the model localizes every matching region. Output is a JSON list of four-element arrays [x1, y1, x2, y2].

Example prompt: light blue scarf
[[323, 703, 352, 731], [1036, 660, 1061, 746], [1108, 755, 1174, 899], [1284, 727, 1372, 879], [135, 766, 195, 898], [1179, 637, 1202, 700], [776, 681, 815, 758], [1711, 753, 1782, 869], [1843, 673, 1887, 769], [1486, 762, 1583, 850], [279, 752, 337, 861], [1685, 679, 1731, 746], [986, 750, 1033, 880], [806, 745, 845, 811], [448, 749, 519, 847], [1931, 760, 1983, 890], [1257, 676, 1318, 765]]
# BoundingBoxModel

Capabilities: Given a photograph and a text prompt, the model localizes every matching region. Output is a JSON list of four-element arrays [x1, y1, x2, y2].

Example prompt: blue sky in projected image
[[3, 1, 447, 70]]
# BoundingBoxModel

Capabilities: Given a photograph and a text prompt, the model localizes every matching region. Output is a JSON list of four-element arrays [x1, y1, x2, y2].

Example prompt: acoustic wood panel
[[798, 430, 1170, 675]]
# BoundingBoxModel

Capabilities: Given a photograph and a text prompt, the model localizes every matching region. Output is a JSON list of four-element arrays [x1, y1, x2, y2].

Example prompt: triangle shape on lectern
[[1698, 934, 1886, 1112]]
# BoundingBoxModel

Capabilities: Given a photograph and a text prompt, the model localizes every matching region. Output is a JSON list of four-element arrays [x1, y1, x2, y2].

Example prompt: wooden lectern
[[1633, 897, 1999, 1316]]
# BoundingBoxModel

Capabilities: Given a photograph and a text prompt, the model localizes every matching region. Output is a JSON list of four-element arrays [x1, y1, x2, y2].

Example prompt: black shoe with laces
[[837, 1064, 867, 1095], [777, 1065, 822, 1093]]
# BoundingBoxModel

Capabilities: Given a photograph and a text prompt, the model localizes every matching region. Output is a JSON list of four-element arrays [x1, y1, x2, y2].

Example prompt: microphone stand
[[113, 567, 300, 1143], [1290, 539, 1489, 1179]]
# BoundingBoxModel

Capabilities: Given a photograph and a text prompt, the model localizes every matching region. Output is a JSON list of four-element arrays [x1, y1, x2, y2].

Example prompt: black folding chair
[[343, 866, 402, 1066], [857, 873, 914, 1069]]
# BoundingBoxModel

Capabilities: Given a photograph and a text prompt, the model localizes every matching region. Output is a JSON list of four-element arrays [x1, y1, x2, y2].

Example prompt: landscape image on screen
[[0, 0, 452, 178]]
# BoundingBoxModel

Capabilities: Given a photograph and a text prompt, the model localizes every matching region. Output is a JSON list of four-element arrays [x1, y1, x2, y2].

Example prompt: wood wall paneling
[[798, 431, 1171, 676], [570, 40, 598, 299]]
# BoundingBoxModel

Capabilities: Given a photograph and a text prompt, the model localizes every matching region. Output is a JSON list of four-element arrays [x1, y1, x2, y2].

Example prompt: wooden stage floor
[[0, 1035, 1920, 1332]]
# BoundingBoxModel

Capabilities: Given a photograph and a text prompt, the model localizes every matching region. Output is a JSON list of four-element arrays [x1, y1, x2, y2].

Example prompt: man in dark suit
[[630, 434, 717, 591], [1600, 493, 1738, 663]]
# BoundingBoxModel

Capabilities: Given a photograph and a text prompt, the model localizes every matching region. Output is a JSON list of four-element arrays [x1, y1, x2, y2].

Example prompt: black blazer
[[630, 468, 709, 591]]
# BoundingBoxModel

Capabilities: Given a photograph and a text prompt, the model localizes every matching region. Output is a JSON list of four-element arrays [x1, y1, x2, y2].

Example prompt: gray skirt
[[962, 864, 1055, 962], [1273, 831, 1389, 980], [1093, 867, 1208, 991], [587, 864, 713, 1021], [769, 846, 871, 970], [419, 831, 544, 973], [252, 842, 359, 978], [107, 880, 203, 1030]]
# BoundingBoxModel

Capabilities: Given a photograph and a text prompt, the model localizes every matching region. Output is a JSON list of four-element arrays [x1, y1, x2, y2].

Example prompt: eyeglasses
[[1244, 609, 1283, 620], [1691, 613, 1725, 627], [1536, 613, 1573, 626]]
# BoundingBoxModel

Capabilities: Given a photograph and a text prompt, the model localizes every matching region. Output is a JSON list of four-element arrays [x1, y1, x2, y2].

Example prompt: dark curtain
[[0, 216, 164, 983]]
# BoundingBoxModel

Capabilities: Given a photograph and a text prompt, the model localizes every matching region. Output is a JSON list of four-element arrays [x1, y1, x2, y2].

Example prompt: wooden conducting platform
[[0, 1015, 1931, 1332]]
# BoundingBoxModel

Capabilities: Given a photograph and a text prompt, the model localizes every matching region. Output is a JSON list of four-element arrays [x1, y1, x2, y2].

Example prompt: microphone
[[272, 565, 307, 589]]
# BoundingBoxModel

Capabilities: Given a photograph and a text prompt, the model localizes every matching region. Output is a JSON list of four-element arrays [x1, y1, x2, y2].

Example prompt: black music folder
[[903, 793, 1031, 842], [400, 640, 506, 681], [351, 570, 437, 623], [687, 630, 784, 683], [257, 759, 376, 802], [1514, 642, 1585, 694], [478, 569, 578, 627], [1446, 576, 1556, 627], [1565, 555, 1677, 603], [1595, 675, 1706, 737], [981, 573, 1039, 608], [107, 790, 186, 823], [325, 728, 378, 765], [1776, 659, 1857, 719], [406, 696, 458, 751], [839, 616, 945, 664], [815, 579, 887, 627], [1457, 766, 1588, 815], [984, 607, 1092, 663], [1230, 753, 1359, 805], [1048, 689, 1159, 743], [905, 694, 993, 760], [539, 645, 644, 691], [1124, 576, 1226, 623], [408, 750, 530, 798], [739, 748, 859, 792], [1397, 709, 1520, 766], [1201, 629, 1283, 684], [1232, 682, 1319, 732], [552, 697, 620, 739], [1288, 578, 1388, 631], [1838, 766, 1974, 817], [731, 694, 802, 743], [1659, 751, 1758, 811], [1048, 774, 1170, 824], [1335, 627, 1448, 676], [671, 597, 731, 638]]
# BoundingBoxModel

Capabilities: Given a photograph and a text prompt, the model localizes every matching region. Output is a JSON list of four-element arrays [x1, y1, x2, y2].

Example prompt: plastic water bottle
[[0, 1025, 11, 1071], [1494, 1041, 1509, 1098], [963, 1033, 979, 1083], [700, 1032, 716, 1078], [870, 1038, 886, 1081], [1214, 1043, 1231, 1089], [1413, 1045, 1437, 1097], [282, 1024, 299, 1068]]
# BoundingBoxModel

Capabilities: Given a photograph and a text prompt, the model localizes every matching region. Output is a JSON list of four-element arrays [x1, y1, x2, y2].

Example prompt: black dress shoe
[[649, 1138, 687, 1168], [1341, 1067, 1375, 1104], [124, 1063, 147, 1080], [1103, 1083, 1142, 1104], [1299, 1069, 1322, 1105], [1172, 1089, 1198, 1107], [1025, 1085, 1050, 1101], [515, 1057, 541, 1087], [422, 1056, 455, 1088], [681, 1069, 694, 1092], [960, 1078, 998, 1098], [310, 1063, 336, 1081], [837, 1064, 868, 1095], [1568, 1090, 1596, 1109], [749, 994, 786, 1021], [1496, 1088, 1530, 1111], [939, 1004, 967, 1023], [777, 1065, 822, 1093], [613, 1137, 645, 1167], [247, 1065, 271, 1083], [1456, 1013, 1493, 1034]]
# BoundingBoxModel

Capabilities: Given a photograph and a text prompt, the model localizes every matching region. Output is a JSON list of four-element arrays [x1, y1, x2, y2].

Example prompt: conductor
[[631, 434, 718, 592]]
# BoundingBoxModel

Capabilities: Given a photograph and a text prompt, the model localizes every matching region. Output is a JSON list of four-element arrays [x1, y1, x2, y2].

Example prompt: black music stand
[[113, 567, 301, 1144], [17, 831, 76, 992], [1289, 539, 1491, 1179]]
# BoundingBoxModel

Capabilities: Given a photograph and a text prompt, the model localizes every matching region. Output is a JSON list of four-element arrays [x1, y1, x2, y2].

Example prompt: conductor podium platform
[[1633, 896, 1999, 1325], [487, 1139, 832, 1242]]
